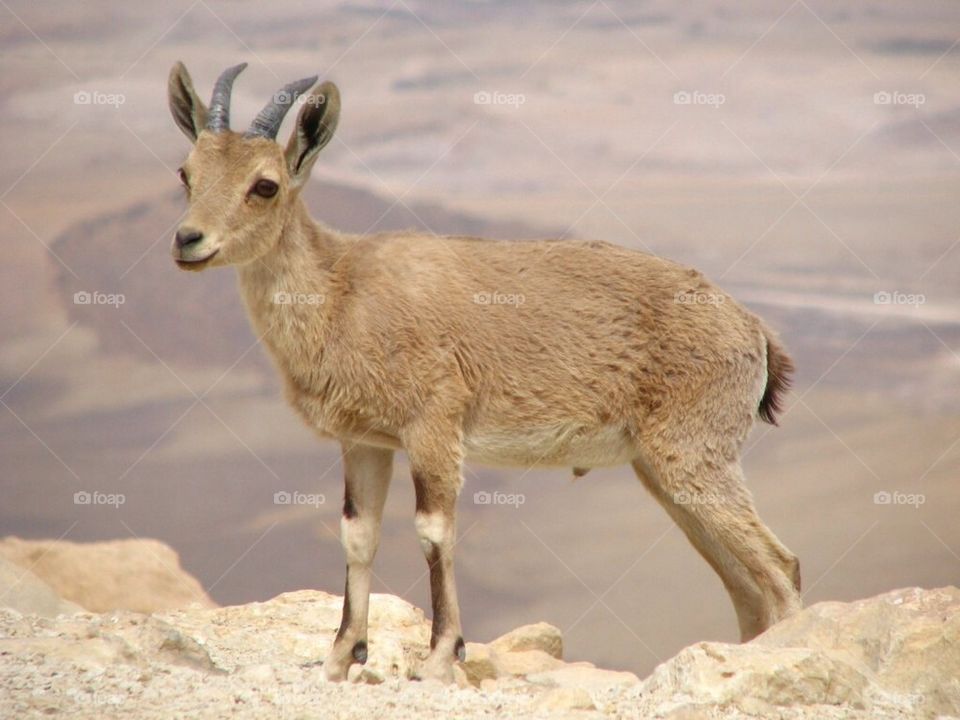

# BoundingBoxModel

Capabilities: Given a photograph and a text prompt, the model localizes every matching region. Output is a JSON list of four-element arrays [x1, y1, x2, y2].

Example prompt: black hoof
[[351, 640, 368, 664], [454, 636, 465, 662]]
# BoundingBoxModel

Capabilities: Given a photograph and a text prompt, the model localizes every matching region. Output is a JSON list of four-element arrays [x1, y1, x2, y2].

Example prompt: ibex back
[[168, 63, 802, 683]]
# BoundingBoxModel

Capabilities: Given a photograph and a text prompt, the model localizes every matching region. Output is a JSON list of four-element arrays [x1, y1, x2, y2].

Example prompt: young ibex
[[168, 63, 802, 682]]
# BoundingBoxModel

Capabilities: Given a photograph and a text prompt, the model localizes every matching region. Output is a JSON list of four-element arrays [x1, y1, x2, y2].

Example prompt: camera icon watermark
[[674, 290, 725, 306], [473, 490, 525, 508], [74, 490, 125, 508], [473, 291, 525, 306], [873, 490, 925, 508], [73, 290, 125, 307], [273, 291, 325, 306], [473, 90, 526, 108], [673, 90, 725, 108], [73, 90, 125, 108], [873, 290, 925, 307], [673, 490, 724, 506], [273, 490, 325, 508], [873, 91, 925, 108], [273, 89, 326, 107]]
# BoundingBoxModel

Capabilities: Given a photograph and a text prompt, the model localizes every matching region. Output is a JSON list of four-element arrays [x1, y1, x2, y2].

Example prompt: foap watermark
[[273, 291, 325, 306], [675, 290, 725, 306], [74, 290, 125, 308], [673, 90, 725, 108], [673, 490, 725, 506], [474, 90, 526, 108], [873, 290, 925, 307], [64, 689, 124, 707], [900, 692, 927, 708], [873, 91, 925, 108], [274, 490, 325, 508], [74, 490, 125, 508], [73, 90, 125, 108], [473, 490, 525, 508], [274, 90, 327, 108], [873, 490, 925, 508], [473, 291, 525, 307]]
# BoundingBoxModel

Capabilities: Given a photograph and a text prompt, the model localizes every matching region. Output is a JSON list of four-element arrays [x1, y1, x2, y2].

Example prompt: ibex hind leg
[[631, 455, 801, 640]]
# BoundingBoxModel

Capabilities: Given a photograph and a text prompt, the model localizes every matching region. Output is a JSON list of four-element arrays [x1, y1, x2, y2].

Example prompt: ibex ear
[[284, 81, 340, 189], [168, 62, 208, 143]]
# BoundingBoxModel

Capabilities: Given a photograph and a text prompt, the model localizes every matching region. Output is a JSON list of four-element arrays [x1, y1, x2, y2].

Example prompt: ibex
[[167, 63, 802, 682]]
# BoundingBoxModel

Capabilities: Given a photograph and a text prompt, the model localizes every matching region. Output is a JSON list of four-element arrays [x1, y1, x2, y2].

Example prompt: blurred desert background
[[1, 0, 958, 678]]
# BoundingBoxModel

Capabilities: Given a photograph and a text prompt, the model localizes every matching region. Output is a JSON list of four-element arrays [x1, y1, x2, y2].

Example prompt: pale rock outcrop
[[0, 537, 956, 720], [0, 556, 82, 618], [529, 664, 641, 693], [535, 686, 598, 712], [497, 648, 565, 676], [490, 620, 564, 658], [627, 586, 959, 719], [0, 537, 216, 613], [461, 642, 501, 686]]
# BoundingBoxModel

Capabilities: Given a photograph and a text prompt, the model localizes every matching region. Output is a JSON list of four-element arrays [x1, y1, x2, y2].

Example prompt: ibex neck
[[244, 198, 335, 279], [236, 197, 339, 355]]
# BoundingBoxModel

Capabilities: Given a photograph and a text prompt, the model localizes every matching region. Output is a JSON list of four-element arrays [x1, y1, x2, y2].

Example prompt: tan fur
[[168, 65, 801, 683]]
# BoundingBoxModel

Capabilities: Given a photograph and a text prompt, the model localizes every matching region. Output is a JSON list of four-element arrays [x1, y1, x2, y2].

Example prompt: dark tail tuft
[[759, 331, 794, 426]]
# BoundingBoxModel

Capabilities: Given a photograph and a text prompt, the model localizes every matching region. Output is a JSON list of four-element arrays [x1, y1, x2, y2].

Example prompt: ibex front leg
[[324, 442, 393, 681], [406, 424, 466, 682]]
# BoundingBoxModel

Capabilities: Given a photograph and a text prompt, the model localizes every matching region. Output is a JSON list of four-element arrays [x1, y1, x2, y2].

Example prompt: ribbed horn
[[245, 75, 318, 139], [206, 63, 247, 133]]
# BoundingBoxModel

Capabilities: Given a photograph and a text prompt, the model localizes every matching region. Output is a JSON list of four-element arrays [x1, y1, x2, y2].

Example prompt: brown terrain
[[1, 0, 958, 684]]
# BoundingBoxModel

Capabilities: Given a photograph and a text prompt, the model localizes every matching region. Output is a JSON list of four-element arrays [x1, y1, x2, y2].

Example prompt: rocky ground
[[0, 538, 957, 719]]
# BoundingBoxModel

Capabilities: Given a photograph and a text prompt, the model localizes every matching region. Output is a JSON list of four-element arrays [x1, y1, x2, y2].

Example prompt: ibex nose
[[175, 228, 203, 249]]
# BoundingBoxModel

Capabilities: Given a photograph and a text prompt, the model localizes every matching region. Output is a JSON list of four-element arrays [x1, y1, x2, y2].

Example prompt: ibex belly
[[463, 423, 637, 468]]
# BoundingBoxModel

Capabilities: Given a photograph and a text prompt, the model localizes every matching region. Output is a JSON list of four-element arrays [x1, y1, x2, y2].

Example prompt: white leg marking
[[414, 512, 448, 554], [341, 515, 378, 565]]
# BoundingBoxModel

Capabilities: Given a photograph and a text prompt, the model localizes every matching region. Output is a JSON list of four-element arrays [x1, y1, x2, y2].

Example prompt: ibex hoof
[[351, 640, 368, 664]]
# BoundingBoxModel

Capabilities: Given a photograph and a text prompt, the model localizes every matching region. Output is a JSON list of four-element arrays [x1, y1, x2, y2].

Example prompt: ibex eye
[[251, 179, 279, 198], [177, 168, 189, 187]]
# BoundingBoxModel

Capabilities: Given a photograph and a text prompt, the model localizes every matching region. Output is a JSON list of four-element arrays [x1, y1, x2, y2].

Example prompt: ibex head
[[167, 62, 340, 271]]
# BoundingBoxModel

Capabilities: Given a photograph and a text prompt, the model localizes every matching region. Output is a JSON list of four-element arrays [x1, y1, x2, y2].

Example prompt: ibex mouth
[[175, 248, 219, 271]]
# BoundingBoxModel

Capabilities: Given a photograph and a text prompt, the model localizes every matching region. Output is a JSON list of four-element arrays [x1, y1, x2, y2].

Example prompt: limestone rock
[[461, 642, 501, 686], [157, 589, 431, 680], [638, 642, 869, 714], [535, 686, 597, 712], [528, 665, 640, 692], [0, 537, 216, 613], [756, 586, 960, 718], [0, 540, 955, 720], [0, 556, 83, 618], [498, 648, 564, 676], [629, 586, 960, 720], [490, 621, 563, 659], [452, 664, 471, 689]]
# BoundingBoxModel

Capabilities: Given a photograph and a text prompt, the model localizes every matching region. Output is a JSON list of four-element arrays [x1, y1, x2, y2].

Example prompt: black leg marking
[[343, 494, 357, 519], [426, 543, 446, 648], [454, 636, 465, 662], [335, 571, 351, 641], [412, 471, 430, 514], [351, 640, 368, 664]]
